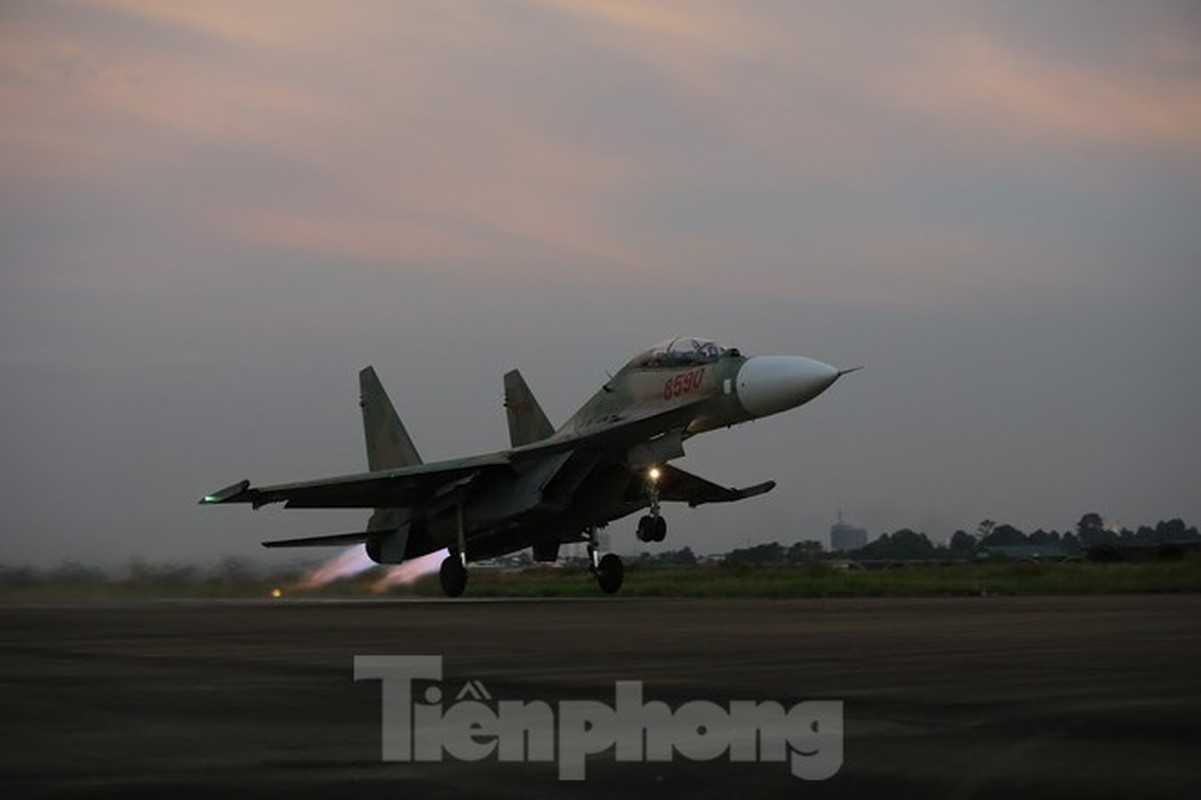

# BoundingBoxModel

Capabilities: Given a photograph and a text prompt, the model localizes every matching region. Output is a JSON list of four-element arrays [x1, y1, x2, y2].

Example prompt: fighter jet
[[200, 336, 855, 596]]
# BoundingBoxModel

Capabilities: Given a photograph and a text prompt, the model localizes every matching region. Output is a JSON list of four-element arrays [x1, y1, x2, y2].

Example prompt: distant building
[[830, 512, 868, 552]]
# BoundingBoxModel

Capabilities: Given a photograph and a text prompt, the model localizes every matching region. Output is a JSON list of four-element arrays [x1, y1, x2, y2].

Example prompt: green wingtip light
[[200, 479, 250, 505]]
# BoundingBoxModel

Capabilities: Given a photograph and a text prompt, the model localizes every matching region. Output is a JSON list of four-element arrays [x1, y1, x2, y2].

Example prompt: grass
[[401, 559, 1201, 599], [2, 558, 1199, 602]]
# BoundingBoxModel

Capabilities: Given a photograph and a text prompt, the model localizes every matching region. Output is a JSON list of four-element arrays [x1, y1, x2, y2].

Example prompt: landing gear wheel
[[595, 553, 624, 594], [439, 554, 468, 597], [636, 514, 667, 542], [636, 515, 654, 542]]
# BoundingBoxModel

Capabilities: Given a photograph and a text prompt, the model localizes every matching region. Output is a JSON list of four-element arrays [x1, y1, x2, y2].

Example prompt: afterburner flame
[[296, 545, 376, 589], [372, 549, 448, 592]]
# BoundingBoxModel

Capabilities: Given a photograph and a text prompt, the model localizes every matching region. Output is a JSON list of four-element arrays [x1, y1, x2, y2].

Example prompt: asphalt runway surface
[[3, 595, 1199, 799]]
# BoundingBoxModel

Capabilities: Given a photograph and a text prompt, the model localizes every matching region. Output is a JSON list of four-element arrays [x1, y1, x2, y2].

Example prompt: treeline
[[0, 557, 313, 588], [5, 515, 1199, 583], [716, 514, 1200, 564]]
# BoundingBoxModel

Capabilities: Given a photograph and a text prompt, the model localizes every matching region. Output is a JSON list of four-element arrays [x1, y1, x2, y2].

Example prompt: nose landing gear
[[635, 466, 667, 543], [636, 515, 667, 542]]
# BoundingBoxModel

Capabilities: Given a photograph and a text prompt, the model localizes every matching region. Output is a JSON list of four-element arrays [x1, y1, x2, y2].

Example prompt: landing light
[[648, 467, 661, 482], [270, 587, 283, 599]]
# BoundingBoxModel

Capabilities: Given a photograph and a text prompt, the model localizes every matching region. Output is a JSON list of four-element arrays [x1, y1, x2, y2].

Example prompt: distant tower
[[830, 511, 868, 552]]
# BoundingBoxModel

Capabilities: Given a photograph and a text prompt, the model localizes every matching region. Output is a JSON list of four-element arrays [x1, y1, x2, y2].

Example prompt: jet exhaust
[[295, 545, 447, 592], [296, 545, 376, 589], [372, 549, 448, 592]]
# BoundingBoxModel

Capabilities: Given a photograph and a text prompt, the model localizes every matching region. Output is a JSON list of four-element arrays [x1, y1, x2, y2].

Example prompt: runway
[[3, 595, 1199, 798]]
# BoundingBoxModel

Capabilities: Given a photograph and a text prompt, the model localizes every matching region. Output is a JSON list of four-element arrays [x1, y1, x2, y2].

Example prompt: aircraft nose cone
[[736, 356, 840, 418]]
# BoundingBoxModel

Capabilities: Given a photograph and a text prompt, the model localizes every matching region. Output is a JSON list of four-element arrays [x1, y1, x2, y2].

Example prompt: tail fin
[[504, 369, 554, 447], [359, 366, 423, 470]]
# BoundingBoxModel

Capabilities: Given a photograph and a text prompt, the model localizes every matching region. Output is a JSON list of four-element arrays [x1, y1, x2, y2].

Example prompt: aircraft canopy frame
[[625, 336, 735, 370]]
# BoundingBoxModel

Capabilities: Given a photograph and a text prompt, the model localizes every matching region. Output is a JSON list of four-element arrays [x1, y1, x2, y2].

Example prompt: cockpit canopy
[[625, 336, 738, 370]]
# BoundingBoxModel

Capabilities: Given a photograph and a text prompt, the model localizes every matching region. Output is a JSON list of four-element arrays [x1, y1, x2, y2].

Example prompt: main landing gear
[[439, 501, 470, 597], [439, 551, 467, 598], [635, 467, 667, 543], [586, 525, 624, 594]]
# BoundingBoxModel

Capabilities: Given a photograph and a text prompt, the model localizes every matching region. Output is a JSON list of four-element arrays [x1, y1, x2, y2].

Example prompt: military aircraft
[[200, 337, 856, 596]]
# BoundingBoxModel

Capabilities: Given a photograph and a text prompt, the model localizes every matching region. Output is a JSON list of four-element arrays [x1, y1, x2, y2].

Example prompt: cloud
[[539, 1, 1201, 166], [892, 28, 1201, 155], [7, 1, 1196, 294], [2, 1, 662, 286]]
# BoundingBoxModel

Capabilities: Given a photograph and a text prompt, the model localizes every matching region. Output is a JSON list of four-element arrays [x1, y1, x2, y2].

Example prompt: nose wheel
[[636, 514, 667, 542]]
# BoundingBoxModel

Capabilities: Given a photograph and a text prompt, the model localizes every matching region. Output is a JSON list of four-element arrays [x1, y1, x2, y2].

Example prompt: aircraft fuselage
[[404, 345, 842, 559]]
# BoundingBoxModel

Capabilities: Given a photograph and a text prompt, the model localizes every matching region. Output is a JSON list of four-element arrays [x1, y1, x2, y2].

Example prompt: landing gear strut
[[586, 525, 624, 594], [635, 468, 667, 543], [439, 501, 470, 597]]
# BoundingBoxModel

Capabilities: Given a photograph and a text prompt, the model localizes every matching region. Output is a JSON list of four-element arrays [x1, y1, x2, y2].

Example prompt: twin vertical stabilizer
[[504, 369, 555, 447], [360, 366, 556, 461], [359, 366, 423, 470], [359, 366, 422, 560]]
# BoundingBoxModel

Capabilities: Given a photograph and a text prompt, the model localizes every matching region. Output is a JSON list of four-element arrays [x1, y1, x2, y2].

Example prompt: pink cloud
[[892, 31, 1201, 154], [4, 1, 1196, 311]]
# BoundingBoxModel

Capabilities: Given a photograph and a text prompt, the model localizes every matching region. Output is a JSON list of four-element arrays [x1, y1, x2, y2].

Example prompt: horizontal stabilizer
[[262, 530, 373, 548]]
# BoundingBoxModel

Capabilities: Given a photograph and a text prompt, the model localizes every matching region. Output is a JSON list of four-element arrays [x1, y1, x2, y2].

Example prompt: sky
[[2, 1, 1199, 566]]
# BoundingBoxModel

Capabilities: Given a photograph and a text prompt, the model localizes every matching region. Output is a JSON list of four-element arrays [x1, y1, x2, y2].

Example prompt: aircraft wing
[[200, 400, 705, 511], [657, 464, 776, 507], [199, 453, 509, 510]]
